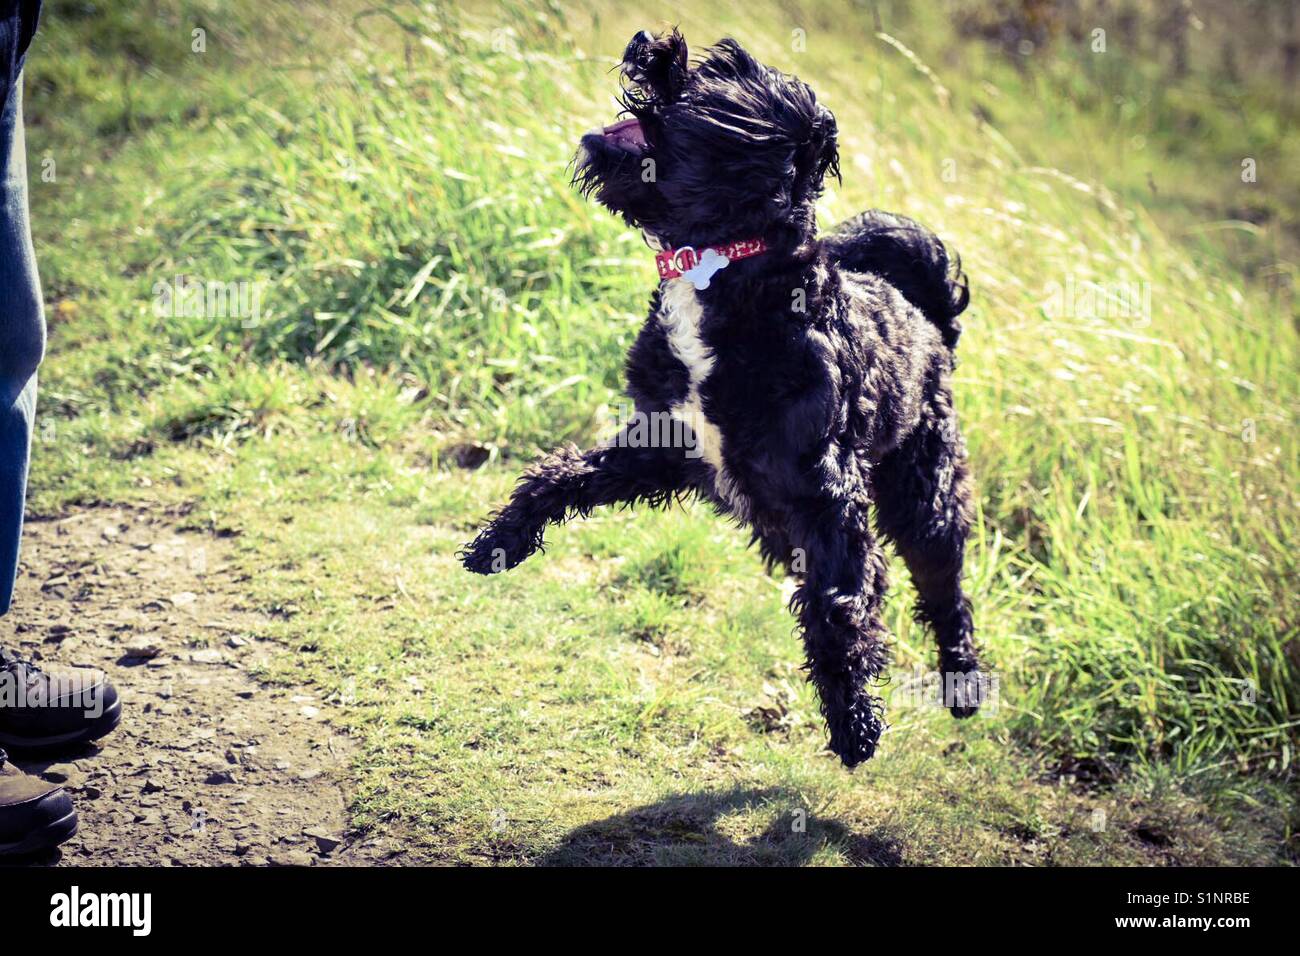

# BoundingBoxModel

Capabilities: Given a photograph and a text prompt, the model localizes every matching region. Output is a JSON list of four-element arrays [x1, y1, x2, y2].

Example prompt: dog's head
[[573, 30, 839, 249]]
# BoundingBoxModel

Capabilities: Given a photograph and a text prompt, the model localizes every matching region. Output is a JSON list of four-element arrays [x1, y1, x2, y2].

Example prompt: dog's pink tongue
[[603, 117, 647, 147]]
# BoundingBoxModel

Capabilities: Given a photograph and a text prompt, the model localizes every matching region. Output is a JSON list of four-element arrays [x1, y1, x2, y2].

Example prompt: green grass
[[21, 0, 1299, 863]]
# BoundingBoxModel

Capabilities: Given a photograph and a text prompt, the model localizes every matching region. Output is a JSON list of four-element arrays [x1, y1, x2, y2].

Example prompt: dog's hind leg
[[871, 384, 984, 718], [789, 496, 892, 767], [460, 436, 691, 575]]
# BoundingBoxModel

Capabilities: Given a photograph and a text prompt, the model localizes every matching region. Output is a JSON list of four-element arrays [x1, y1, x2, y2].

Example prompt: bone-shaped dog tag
[[681, 248, 730, 290]]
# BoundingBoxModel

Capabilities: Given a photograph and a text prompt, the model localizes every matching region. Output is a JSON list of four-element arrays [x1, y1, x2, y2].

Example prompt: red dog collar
[[655, 238, 768, 288]]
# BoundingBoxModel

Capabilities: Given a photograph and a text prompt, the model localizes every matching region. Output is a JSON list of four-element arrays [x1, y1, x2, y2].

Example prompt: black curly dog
[[462, 30, 984, 767]]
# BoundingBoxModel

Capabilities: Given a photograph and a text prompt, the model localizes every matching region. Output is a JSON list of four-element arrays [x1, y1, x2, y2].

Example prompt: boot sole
[[0, 697, 123, 752], [0, 808, 79, 857]]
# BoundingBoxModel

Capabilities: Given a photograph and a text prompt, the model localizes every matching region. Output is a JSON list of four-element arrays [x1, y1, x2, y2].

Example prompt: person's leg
[[0, 77, 45, 619], [0, 73, 81, 858], [0, 77, 120, 762]]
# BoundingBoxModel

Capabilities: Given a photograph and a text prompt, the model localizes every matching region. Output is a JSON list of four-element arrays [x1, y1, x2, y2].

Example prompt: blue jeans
[[0, 77, 45, 616]]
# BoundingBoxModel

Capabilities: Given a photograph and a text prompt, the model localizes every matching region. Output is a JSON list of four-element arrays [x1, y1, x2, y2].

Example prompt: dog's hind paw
[[950, 700, 980, 720], [939, 656, 987, 719], [829, 698, 886, 769]]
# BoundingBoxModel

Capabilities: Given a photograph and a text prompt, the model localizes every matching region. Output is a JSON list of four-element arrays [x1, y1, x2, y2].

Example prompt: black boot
[[0, 747, 77, 856], [0, 647, 121, 751]]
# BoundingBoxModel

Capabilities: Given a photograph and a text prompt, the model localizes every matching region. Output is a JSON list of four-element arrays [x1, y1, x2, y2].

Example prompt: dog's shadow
[[538, 786, 902, 867]]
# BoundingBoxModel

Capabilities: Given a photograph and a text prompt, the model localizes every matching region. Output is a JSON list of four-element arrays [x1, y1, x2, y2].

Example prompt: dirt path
[[4, 506, 388, 866]]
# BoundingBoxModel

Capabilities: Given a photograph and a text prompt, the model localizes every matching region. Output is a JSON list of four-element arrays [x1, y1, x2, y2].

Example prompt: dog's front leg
[[790, 497, 892, 768], [460, 437, 689, 575]]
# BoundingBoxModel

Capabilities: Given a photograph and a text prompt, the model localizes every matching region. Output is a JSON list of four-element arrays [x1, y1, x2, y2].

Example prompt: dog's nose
[[622, 30, 654, 63]]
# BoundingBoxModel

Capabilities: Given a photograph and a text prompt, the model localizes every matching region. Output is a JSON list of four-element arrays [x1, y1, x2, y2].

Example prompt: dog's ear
[[797, 102, 840, 194], [705, 38, 763, 77], [622, 28, 689, 101]]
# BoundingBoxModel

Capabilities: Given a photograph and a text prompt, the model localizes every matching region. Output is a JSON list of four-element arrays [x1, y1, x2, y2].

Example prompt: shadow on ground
[[539, 787, 902, 866]]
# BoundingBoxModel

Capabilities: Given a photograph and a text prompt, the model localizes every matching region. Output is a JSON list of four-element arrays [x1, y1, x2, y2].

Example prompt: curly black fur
[[463, 31, 983, 767]]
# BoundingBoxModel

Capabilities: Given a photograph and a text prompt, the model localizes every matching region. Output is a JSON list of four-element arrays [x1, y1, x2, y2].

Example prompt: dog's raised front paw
[[460, 536, 515, 574], [460, 539, 503, 575], [459, 522, 538, 575]]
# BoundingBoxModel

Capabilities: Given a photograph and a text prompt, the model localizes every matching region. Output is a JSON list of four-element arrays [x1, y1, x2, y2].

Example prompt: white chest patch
[[658, 280, 746, 512]]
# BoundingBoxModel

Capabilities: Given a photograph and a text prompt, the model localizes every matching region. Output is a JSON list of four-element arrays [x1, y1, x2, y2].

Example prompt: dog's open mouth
[[601, 117, 647, 151]]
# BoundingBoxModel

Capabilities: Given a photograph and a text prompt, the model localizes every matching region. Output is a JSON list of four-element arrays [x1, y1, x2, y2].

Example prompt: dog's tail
[[824, 209, 969, 349]]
